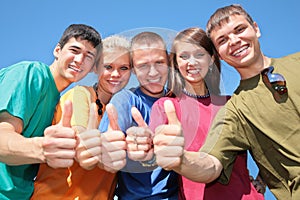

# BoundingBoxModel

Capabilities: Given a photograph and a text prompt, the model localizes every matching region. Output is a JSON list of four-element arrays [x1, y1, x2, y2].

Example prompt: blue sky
[[1, 1, 299, 199]]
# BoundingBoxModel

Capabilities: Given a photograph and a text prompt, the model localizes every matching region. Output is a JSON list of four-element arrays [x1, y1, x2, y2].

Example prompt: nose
[[111, 69, 121, 77], [187, 56, 197, 66], [148, 64, 159, 76], [74, 53, 85, 65], [228, 34, 240, 46]]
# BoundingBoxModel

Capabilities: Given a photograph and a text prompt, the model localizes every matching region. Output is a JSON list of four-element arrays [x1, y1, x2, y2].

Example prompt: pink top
[[149, 94, 264, 200]]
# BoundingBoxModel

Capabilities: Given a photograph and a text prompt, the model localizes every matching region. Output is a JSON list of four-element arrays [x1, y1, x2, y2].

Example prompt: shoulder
[[153, 97, 179, 109], [274, 52, 300, 64], [2, 61, 48, 74], [111, 88, 135, 100], [61, 85, 92, 101]]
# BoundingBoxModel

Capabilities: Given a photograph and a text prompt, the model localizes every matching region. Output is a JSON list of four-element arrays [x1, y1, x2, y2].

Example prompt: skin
[[132, 43, 169, 98], [75, 48, 131, 172], [210, 15, 271, 79], [51, 37, 98, 91], [175, 41, 214, 95], [156, 15, 272, 183], [0, 38, 97, 168], [125, 43, 169, 161], [98, 49, 131, 97]]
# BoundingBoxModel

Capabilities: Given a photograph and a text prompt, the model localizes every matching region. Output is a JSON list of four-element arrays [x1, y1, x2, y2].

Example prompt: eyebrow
[[70, 45, 96, 58]]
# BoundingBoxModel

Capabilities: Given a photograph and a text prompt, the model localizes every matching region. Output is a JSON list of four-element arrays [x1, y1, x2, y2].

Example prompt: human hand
[[76, 103, 101, 170], [100, 103, 126, 173], [153, 100, 184, 170], [43, 100, 77, 168], [126, 106, 154, 161]]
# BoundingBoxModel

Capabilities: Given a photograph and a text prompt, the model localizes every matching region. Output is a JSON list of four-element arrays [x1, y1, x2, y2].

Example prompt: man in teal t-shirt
[[0, 24, 102, 199]]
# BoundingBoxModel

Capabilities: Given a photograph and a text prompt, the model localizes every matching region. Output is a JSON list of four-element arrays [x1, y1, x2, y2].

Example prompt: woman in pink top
[[149, 27, 265, 200]]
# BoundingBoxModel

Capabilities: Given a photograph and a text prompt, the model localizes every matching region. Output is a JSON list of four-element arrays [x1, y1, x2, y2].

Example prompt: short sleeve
[[200, 104, 248, 184], [99, 89, 133, 133], [0, 62, 54, 125], [59, 86, 92, 128]]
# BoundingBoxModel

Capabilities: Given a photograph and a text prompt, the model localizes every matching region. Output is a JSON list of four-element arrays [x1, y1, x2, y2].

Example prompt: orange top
[[31, 86, 116, 200]]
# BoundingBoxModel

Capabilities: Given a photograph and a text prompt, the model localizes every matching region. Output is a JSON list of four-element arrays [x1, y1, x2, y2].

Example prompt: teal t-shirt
[[0, 61, 59, 199]]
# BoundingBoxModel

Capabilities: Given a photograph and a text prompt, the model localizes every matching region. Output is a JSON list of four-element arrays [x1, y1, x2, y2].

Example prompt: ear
[[53, 43, 61, 59], [253, 22, 261, 38]]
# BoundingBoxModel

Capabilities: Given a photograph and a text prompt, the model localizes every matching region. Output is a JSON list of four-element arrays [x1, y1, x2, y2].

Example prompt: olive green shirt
[[201, 52, 300, 200]]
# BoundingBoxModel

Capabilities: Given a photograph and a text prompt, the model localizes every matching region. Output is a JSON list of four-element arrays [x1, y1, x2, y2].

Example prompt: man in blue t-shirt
[[0, 24, 102, 199], [98, 32, 178, 199]]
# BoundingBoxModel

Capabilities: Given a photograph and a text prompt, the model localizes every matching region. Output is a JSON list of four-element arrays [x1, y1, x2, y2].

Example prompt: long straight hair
[[167, 27, 221, 97]]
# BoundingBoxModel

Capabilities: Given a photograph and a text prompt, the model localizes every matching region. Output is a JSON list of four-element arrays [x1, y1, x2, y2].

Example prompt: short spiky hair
[[130, 31, 169, 67], [206, 4, 255, 38]]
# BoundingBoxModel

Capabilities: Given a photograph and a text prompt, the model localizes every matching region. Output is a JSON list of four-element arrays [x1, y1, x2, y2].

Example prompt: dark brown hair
[[168, 27, 221, 96], [206, 4, 255, 38]]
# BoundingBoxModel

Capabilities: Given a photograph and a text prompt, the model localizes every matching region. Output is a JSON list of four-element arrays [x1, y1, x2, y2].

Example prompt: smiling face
[[132, 43, 169, 98], [52, 37, 97, 91], [210, 14, 261, 70], [175, 41, 213, 86], [97, 48, 131, 95]]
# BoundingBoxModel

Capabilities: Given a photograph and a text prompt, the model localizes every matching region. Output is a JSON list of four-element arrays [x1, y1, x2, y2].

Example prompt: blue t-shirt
[[0, 61, 59, 200], [99, 87, 178, 200]]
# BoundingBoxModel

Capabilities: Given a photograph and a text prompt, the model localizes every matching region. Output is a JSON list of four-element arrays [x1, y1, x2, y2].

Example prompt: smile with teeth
[[148, 78, 160, 83], [232, 46, 248, 57], [187, 69, 200, 75], [68, 66, 83, 72], [109, 80, 121, 85]]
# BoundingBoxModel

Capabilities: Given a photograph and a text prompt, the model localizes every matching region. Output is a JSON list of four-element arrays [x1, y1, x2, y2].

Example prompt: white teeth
[[187, 69, 200, 75], [232, 46, 247, 56], [109, 81, 120, 85], [148, 78, 160, 83], [69, 66, 82, 72]]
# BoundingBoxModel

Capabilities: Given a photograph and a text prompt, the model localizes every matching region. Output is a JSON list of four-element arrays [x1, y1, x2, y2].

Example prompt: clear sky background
[[1, 1, 299, 199]]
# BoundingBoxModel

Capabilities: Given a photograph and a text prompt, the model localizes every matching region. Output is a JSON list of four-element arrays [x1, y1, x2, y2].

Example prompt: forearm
[[173, 150, 223, 183], [0, 125, 45, 165]]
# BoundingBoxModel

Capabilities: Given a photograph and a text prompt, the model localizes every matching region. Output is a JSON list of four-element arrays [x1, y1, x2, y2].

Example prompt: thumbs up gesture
[[76, 102, 102, 170], [42, 100, 77, 168], [153, 100, 184, 170], [100, 103, 126, 173], [126, 106, 154, 161]]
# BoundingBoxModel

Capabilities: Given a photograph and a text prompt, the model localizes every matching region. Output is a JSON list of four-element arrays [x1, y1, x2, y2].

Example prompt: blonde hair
[[95, 35, 131, 69], [102, 35, 131, 52]]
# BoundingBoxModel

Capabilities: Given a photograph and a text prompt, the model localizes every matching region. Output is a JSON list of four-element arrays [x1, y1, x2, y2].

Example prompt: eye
[[216, 37, 227, 46], [104, 65, 113, 70], [235, 25, 246, 34], [120, 65, 130, 71], [69, 47, 80, 54], [194, 52, 205, 59], [179, 54, 189, 60], [136, 64, 148, 69], [85, 54, 94, 62]]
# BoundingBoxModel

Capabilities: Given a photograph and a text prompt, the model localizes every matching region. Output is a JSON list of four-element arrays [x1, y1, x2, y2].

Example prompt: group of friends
[[0, 4, 299, 200]]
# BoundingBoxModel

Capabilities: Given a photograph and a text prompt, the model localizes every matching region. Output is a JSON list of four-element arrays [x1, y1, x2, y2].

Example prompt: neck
[[94, 83, 112, 104], [49, 63, 70, 92], [238, 55, 271, 80], [185, 81, 208, 96]]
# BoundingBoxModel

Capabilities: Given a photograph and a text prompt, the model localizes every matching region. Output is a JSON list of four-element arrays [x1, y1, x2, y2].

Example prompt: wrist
[[139, 155, 157, 167]]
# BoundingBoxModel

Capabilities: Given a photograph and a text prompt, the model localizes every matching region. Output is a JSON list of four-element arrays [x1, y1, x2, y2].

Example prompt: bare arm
[[0, 101, 77, 168], [173, 151, 223, 183], [0, 112, 45, 165]]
